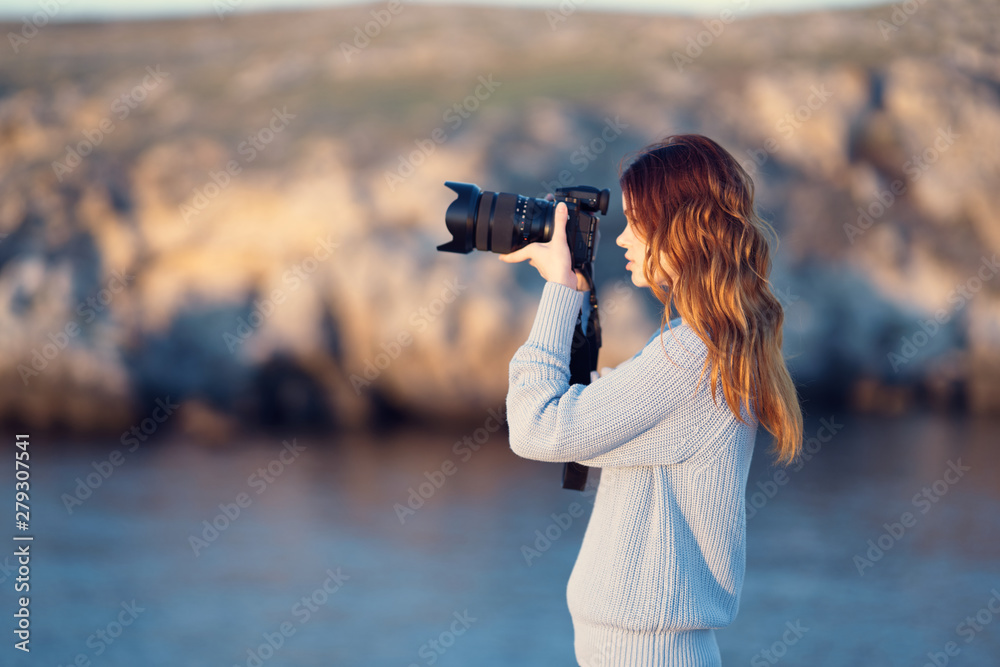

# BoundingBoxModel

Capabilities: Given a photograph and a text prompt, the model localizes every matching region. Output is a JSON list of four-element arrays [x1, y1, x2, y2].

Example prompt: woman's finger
[[499, 247, 534, 263], [550, 203, 569, 245]]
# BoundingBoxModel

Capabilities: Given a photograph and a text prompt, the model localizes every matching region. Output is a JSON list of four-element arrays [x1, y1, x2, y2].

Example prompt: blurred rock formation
[[0, 0, 998, 436]]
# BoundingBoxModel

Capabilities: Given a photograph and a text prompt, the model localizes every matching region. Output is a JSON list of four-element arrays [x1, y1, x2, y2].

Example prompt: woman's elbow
[[507, 424, 570, 463], [506, 422, 536, 459], [505, 391, 573, 462]]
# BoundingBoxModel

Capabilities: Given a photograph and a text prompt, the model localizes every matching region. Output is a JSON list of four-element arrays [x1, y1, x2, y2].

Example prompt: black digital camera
[[437, 182, 610, 271]]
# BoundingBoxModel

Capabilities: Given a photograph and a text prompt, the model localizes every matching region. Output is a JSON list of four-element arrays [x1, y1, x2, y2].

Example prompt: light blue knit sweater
[[507, 282, 758, 667]]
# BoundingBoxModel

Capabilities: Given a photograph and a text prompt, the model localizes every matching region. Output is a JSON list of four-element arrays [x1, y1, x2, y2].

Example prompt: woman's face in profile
[[616, 192, 676, 289]]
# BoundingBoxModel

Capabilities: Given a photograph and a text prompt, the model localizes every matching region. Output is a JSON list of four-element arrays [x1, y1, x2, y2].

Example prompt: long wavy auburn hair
[[619, 134, 803, 464]]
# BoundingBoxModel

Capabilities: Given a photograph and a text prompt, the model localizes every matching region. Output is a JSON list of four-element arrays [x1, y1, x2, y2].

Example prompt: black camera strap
[[563, 264, 601, 491]]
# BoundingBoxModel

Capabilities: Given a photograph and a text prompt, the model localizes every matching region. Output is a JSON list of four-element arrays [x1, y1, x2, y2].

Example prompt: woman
[[499, 134, 803, 666]]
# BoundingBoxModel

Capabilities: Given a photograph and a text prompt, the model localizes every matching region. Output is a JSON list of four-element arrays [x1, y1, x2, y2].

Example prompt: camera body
[[551, 186, 607, 271], [437, 182, 610, 271]]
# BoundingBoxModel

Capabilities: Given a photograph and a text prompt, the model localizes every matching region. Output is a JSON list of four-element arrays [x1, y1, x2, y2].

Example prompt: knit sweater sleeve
[[506, 281, 706, 467]]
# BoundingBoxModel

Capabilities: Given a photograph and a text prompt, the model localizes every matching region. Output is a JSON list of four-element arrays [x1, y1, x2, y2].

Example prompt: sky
[[0, 0, 892, 22]]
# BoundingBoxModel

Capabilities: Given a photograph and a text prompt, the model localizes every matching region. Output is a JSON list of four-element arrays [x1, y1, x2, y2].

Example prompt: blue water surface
[[4, 411, 999, 666]]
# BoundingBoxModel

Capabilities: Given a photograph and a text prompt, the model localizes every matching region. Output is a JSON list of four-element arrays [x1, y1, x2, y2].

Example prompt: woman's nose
[[616, 232, 626, 248]]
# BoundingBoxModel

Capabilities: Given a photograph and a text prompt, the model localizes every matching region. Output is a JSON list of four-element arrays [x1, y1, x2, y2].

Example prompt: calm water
[[5, 412, 1000, 666]]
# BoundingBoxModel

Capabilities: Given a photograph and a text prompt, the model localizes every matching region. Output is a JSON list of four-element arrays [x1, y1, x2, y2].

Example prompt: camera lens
[[512, 194, 553, 250], [439, 182, 554, 256]]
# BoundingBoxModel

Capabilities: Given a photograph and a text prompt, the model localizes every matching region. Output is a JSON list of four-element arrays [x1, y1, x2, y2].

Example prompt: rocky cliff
[[1, 0, 998, 437]]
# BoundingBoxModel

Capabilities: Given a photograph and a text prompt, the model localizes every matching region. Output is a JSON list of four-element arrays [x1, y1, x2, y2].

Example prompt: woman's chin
[[628, 272, 647, 288]]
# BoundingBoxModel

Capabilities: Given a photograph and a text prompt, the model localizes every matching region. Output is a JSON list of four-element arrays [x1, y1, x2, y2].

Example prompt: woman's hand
[[498, 201, 587, 291]]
